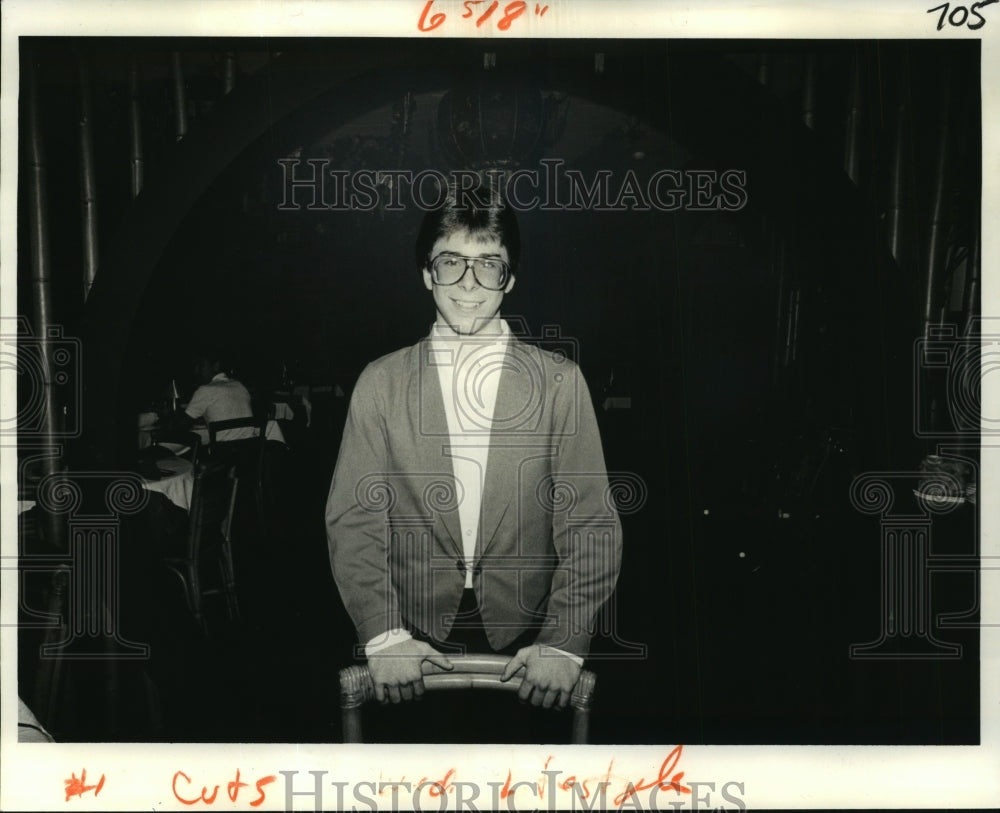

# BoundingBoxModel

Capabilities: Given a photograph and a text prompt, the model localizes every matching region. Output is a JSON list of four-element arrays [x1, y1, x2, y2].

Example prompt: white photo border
[[1, 1, 997, 810]]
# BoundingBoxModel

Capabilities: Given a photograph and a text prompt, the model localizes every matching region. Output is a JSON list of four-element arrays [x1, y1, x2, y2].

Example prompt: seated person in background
[[172, 348, 256, 442]]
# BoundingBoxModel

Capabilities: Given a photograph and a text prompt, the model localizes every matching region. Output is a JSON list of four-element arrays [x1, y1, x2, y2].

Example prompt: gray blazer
[[326, 333, 622, 656]]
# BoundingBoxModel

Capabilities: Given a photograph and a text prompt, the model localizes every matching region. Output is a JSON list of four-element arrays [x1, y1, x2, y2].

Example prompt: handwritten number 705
[[927, 0, 997, 30]]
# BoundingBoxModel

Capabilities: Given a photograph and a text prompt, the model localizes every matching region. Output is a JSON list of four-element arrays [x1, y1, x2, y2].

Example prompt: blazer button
[[455, 559, 465, 573]]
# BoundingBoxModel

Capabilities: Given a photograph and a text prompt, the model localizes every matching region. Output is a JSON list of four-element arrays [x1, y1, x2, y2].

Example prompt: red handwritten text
[[64, 769, 106, 802], [418, 0, 549, 32], [417, 0, 446, 30], [284, 748, 702, 809], [426, 768, 456, 797], [614, 745, 691, 805], [172, 770, 276, 807]]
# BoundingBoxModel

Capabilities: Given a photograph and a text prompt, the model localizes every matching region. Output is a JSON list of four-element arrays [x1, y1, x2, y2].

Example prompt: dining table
[[138, 454, 194, 512], [272, 388, 313, 427]]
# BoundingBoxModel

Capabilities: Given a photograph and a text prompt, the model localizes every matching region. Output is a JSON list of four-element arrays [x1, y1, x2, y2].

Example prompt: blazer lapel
[[415, 340, 464, 559], [478, 340, 555, 558]]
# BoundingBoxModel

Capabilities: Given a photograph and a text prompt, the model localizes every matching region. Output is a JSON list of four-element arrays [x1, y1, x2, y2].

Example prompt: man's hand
[[500, 646, 581, 709], [367, 639, 453, 704]]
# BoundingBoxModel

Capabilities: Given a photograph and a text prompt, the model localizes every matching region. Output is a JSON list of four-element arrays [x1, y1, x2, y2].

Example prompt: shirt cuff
[[364, 628, 413, 657], [541, 645, 584, 667]]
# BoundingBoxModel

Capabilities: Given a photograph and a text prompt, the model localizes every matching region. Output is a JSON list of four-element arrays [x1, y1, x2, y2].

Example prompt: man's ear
[[422, 268, 434, 292], [504, 274, 516, 295]]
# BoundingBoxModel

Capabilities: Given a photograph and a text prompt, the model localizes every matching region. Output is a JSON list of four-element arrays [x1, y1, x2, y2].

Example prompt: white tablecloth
[[273, 391, 312, 427], [272, 402, 295, 421], [140, 457, 194, 511]]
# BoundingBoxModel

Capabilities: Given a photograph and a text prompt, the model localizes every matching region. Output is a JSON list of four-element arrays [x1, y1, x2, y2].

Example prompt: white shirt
[[184, 372, 255, 440], [428, 318, 508, 587]]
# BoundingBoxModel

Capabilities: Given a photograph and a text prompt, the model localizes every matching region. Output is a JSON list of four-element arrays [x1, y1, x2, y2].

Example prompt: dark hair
[[415, 183, 521, 275], [193, 341, 233, 373]]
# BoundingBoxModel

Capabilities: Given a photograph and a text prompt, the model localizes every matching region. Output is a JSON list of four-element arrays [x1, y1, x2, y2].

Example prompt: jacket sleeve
[[326, 363, 403, 645], [533, 361, 623, 658]]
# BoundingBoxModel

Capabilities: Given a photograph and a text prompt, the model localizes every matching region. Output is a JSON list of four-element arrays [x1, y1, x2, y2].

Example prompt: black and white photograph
[[1, 1, 998, 810]]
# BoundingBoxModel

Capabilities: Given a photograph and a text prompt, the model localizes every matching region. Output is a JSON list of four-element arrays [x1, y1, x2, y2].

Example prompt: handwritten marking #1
[[64, 769, 106, 802]]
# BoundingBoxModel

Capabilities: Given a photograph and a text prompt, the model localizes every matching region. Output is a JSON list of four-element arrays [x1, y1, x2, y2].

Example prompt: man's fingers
[[423, 653, 454, 673], [387, 684, 402, 704], [556, 689, 571, 709], [399, 682, 414, 702], [501, 651, 528, 682], [542, 688, 559, 710], [517, 678, 533, 702], [529, 685, 545, 707], [374, 682, 386, 703], [413, 679, 425, 700]]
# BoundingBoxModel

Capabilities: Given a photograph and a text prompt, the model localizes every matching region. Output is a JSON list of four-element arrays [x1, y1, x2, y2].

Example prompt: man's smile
[[451, 298, 483, 311]]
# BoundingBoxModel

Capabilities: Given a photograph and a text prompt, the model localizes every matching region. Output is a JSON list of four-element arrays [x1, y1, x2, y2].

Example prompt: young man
[[326, 186, 622, 719]]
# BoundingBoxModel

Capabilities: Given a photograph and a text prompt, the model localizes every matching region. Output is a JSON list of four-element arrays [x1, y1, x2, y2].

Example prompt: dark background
[[16, 37, 981, 744]]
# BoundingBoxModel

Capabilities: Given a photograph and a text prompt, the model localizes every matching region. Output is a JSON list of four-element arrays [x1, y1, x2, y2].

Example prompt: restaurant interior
[[12, 37, 982, 744]]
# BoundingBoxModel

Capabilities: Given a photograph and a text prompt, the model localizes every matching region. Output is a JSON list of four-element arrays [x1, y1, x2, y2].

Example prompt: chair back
[[186, 462, 238, 561], [186, 433, 202, 468], [207, 415, 270, 534], [208, 416, 268, 473], [207, 414, 267, 447], [338, 653, 596, 744]]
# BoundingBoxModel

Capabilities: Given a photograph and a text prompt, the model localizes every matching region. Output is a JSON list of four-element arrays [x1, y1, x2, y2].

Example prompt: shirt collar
[[210, 372, 230, 383], [429, 318, 510, 349]]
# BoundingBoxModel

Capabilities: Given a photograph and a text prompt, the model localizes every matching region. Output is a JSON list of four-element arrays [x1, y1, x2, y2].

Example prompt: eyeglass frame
[[426, 253, 513, 291]]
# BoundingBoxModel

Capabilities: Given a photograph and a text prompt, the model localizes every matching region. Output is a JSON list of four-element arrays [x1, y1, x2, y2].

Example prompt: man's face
[[422, 228, 515, 335]]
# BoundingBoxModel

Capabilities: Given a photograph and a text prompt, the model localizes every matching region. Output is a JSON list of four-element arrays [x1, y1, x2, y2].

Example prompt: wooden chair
[[207, 414, 268, 448], [161, 461, 240, 632], [338, 654, 596, 743], [208, 415, 268, 530], [30, 564, 71, 738]]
